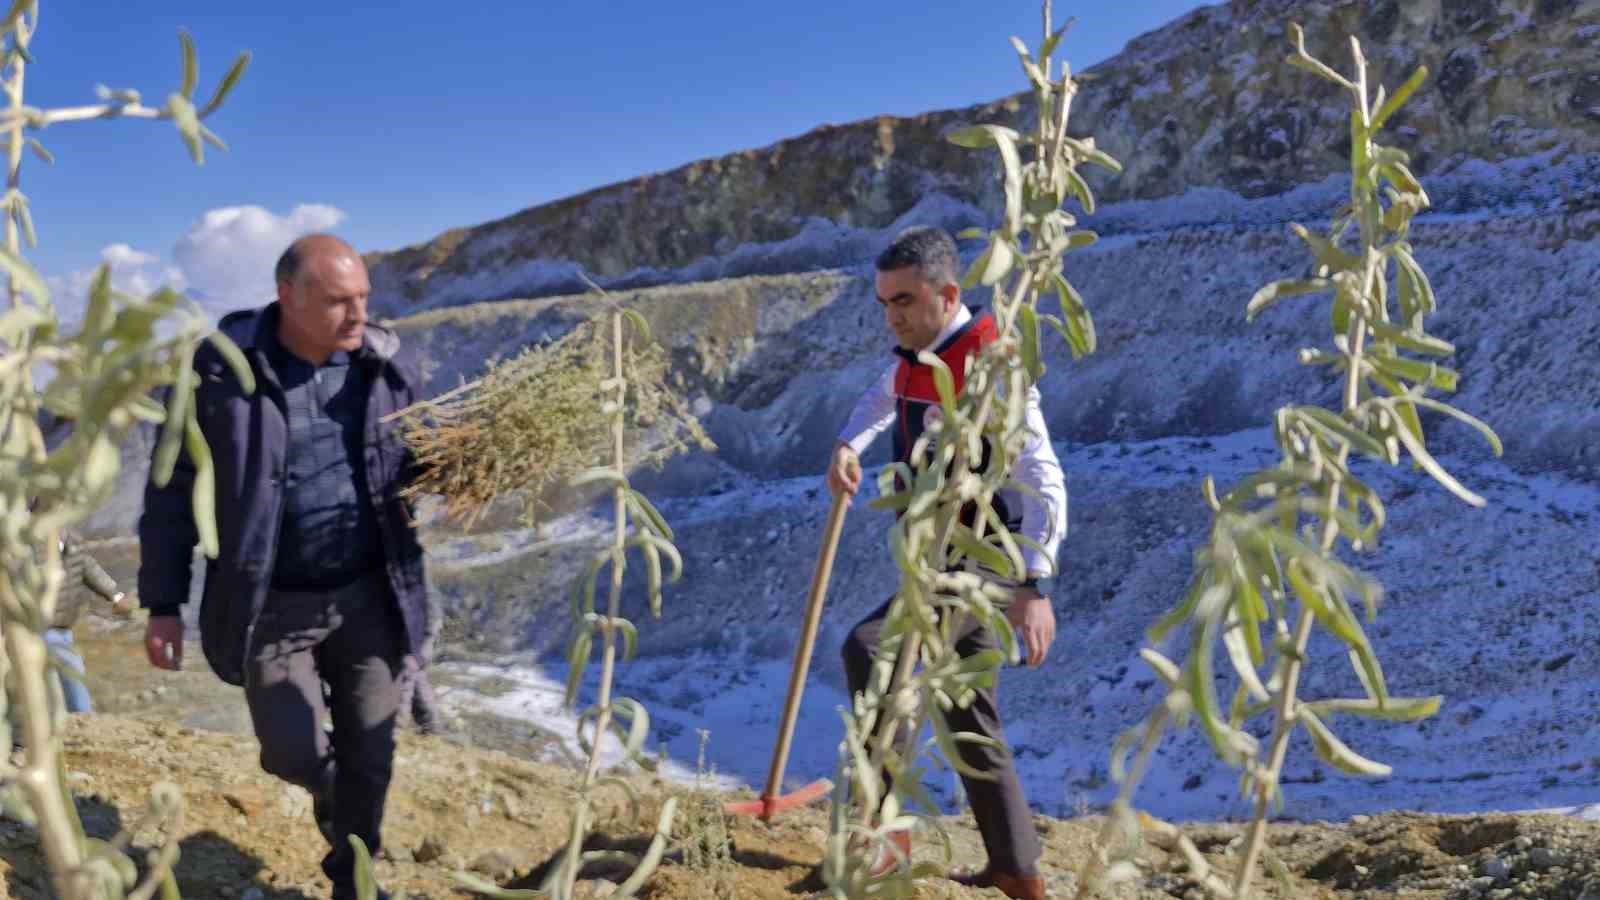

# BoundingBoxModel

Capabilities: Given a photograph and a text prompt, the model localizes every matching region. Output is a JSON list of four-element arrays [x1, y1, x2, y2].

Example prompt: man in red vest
[[827, 226, 1064, 900]]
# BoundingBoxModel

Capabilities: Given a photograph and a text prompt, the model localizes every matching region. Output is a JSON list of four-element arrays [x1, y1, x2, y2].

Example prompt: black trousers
[[244, 571, 405, 896], [841, 596, 1042, 876]]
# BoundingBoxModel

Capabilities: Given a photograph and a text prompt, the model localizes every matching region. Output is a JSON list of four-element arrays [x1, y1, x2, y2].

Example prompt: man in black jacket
[[138, 233, 429, 900]]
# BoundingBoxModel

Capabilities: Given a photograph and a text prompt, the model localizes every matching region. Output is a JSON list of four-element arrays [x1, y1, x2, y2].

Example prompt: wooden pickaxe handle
[[761, 489, 852, 801]]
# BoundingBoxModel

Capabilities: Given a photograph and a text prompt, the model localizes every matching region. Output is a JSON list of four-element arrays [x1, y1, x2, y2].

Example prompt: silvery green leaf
[[1245, 278, 1331, 321], [1295, 406, 1387, 461], [869, 489, 913, 513], [629, 532, 682, 583], [199, 51, 251, 118], [1386, 408, 1486, 506], [13, 193, 34, 248], [0, 303, 46, 343], [962, 240, 995, 289], [1060, 135, 1122, 173], [915, 350, 958, 413], [205, 329, 256, 394], [581, 850, 640, 868], [178, 30, 198, 98], [1368, 353, 1457, 392], [1305, 695, 1441, 722], [185, 407, 220, 557], [1298, 706, 1393, 777], [595, 776, 643, 823], [1391, 243, 1436, 321], [563, 630, 591, 705], [639, 538, 663, 618], [1222, 618, 1270, 702], [0, 243, 49, 304], [612, 697, 652, 762], [944, 125, 1026, 233], [1017, 303, 1043, 381], [24, 138, 50, 165], [569, 466, 626, 490], [0, 0, 27, 31], [1371, 65, 1429, 132], [930, 715, 1000, 781], [614, 611, 640, 662], [1366, 319, 1453, 356], [1139, 649, 1182, 688], [1185, 594, 1246, 766], [152, 344, 196, 487], [569, 550, 605, 619], [1064, 229, 1097, 251], [1149, 574, 1207, 643], [452, 870, 548, 898], [980, 236, 1016, 286], [1405, 396, 1502, 457], [1379, 162, 1428, 205], [946, 125, 1011, 149], [1063, 165, 1095, 215], [349, 835, 379, 900], [1289, 223, 1361, 274], [948, 527, 1011, 578], [1039, 17, 1074, 60], [199, 124, 228, 152], [613, 797, 676, 897], [622, 308, 651, 343], [624, 488, 673, 541]]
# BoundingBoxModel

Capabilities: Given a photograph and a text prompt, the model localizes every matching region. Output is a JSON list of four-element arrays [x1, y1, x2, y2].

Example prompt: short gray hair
[[875, 226, 959, 287]]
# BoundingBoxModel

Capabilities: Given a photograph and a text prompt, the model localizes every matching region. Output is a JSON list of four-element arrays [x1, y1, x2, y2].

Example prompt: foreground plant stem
[[1, 10, 89, 894], [583, 311, 628, 791], [1233, 37, 1377, 898]]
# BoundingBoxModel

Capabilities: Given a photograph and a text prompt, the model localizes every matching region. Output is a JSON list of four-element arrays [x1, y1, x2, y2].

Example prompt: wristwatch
[[1017, 573, 1056, 595]]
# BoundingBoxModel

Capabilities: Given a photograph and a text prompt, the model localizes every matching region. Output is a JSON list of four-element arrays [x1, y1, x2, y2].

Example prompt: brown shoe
[[949, 868, 1046, 900], [863, 829, 913, 877]]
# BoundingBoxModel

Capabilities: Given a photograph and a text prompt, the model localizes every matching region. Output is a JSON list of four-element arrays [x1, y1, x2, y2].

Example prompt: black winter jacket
[[137, 303, 429, 686]]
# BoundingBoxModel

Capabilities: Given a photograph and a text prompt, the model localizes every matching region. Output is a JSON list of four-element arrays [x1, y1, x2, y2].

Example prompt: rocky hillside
[[363, 0, 1600, 313]]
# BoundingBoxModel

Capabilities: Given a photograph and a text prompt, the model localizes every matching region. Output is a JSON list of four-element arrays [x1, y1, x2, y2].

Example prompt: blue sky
[[26, 1, 1205, 316]]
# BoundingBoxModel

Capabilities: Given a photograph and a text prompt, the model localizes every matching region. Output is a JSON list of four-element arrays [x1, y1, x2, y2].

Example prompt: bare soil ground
[[0, 613, 1595, 899]]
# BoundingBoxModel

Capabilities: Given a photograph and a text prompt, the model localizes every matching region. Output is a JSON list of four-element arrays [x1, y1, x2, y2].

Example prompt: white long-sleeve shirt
[[837, 306, 1068, 577]]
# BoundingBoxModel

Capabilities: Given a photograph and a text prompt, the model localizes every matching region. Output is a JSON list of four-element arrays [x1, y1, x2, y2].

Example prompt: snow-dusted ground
[[304, 146, 1600, 830], [431, 426, 1600, 825]]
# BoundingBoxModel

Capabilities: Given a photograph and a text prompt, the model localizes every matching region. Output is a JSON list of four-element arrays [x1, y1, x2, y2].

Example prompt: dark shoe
[[949, 868, 1047, 900]]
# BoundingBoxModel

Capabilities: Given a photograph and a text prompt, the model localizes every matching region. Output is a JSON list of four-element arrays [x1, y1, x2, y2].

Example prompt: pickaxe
[[723, 489, 852, 819]]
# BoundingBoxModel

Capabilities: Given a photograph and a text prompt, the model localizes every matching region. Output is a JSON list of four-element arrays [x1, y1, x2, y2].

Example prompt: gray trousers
[[244, 571, 405, 895], [842, 596, 1042, 877]]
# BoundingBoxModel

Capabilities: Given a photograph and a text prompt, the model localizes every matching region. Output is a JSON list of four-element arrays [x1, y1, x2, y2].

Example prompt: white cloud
[[172, 204, 347, 312], [100, 243, 157, 269], [47, 245, 186, 327], [45, 202, 348, 329]]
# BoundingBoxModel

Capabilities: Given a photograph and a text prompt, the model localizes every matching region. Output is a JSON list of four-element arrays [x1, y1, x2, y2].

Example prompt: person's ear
[[939, 281, 961, 311], [276, 277, 293, 308]]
